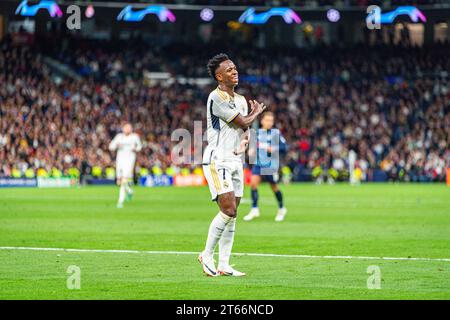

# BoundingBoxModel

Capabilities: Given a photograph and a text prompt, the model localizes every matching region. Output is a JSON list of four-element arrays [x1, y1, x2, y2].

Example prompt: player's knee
[[222, 209, 237, 218], [221, 203, 237, 218], [250, 177, 260, 189]]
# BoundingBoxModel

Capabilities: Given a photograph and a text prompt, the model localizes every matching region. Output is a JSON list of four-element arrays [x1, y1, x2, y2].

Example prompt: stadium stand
[[0, 32, 448, 182]]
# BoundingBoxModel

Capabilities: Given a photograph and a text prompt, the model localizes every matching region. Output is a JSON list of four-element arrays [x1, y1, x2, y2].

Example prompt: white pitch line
[[1, 246, 450, 262]]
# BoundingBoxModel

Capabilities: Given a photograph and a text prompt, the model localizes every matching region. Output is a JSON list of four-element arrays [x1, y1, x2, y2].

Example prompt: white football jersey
[[203, 87, 248, 164], [109, 133, 142, 163]]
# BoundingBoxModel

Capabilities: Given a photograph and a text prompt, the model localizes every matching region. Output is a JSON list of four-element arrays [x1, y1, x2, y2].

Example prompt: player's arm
[[109, 135, 119, 151], [134, 136, 143, 152], [212, 98, 265, 130], [268, 131, 288, 154], [279, 134, 289, 154], [231, 100, 266, 130]]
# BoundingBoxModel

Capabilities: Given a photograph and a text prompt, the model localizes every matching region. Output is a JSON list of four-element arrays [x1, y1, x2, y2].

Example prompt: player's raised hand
[[249, 100, 267, 115], [232, 100, 267, 130]]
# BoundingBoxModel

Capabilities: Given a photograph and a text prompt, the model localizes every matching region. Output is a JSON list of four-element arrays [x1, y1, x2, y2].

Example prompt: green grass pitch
[[0, 183, 449, 299]]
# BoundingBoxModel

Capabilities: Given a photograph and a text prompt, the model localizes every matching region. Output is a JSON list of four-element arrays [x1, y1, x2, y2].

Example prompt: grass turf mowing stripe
[[1, 246, 450, 262]]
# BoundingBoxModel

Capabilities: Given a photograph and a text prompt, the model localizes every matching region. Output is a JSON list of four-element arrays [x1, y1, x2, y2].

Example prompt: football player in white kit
[[199, 53, 266, 277], [349, 149, 358, 185], [109, 123, 142, 208]]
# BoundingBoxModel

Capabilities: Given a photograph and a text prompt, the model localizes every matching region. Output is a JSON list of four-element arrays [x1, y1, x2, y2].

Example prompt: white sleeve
[[109, 134, 120, 151], [212, 98, 240, 124], [134, 135, 142, 152]]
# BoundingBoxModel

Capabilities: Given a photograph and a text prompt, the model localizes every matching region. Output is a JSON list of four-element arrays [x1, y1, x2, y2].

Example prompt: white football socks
[[204, 211, 233, 258], [125, 182, 132, 194], [118, 182, 127, 205], [218, 217, 236, 268]]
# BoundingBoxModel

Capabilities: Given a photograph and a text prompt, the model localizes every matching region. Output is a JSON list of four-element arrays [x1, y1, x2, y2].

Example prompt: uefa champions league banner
[[139, 174, 206, 187], [0, 177, 37, 188], [37, 177, 77, 188], [139, 174, 173, 187], [0, 177, 77, 188]]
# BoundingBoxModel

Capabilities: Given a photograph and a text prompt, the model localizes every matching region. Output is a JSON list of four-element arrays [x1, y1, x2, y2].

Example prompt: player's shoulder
[[115, 132, 124, 139], [234, 92, 246, 100], [208, 88, 246, 107], [271, 128, 281, 134], [257, 128, 281, 136], [237, 94, 249, 113], [208, 88, 226, 104], [272, 128, 284, 138]]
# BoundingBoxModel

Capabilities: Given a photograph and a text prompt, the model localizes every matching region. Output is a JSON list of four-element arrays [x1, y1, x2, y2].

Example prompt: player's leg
[[243, 174, 261, 221], [117, 178, 129, 208], [124, 161, 135, 201], [217, 164, 245, 276], [125, 181, 133, 201], [200, 191, 236, 277], [199, 163, 235, 276], [270, 180, 287, 222], [116, 163, 126, 208], [250, 175, 260, 208]]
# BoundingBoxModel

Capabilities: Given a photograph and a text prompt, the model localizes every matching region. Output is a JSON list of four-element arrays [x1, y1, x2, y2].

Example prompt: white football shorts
[[116, 159, 135, 179], [203, 160, 244, 201]]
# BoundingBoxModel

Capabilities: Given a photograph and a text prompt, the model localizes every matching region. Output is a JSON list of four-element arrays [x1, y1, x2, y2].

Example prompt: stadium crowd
[[0, 33, 448, 182]]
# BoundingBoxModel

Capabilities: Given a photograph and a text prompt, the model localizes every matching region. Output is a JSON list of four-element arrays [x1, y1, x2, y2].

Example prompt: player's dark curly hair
[[207, 53, 229, 81]]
